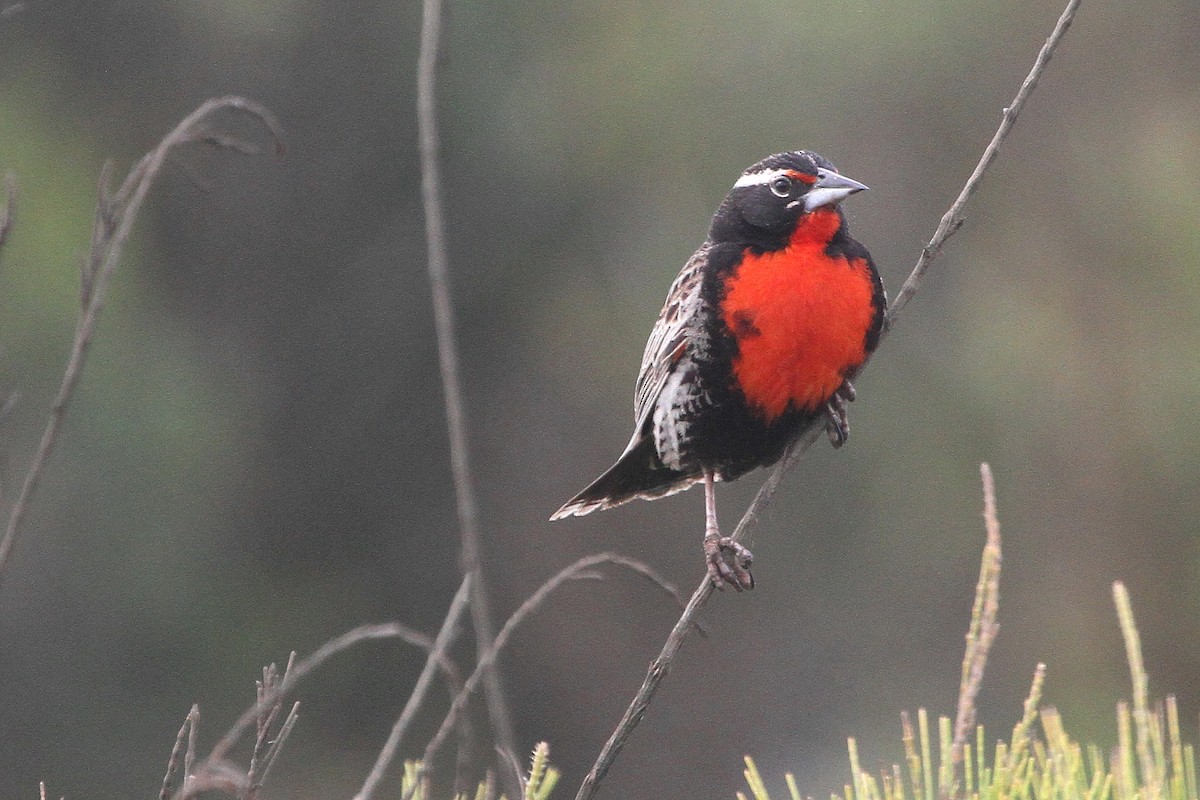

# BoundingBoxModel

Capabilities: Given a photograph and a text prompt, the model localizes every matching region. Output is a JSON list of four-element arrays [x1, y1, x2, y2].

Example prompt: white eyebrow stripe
[[732, 168, 793, 188]]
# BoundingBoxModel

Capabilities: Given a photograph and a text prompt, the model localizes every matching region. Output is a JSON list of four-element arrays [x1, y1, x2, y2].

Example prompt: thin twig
[[574, 2, 1083, 797], [172, 612, 468, 800], [573, 569, 719, 800], [245, 653, 297, 797], [184, 705, 200, 795], [248, 666, 279, 786], [1114, 581, 1156, 792], [951, 463, 1003, 771], [1007, 662, 1047, 770], [424, 554, 688, 768], [402, 553, 686, 800], [499, 748, 527, 800], [173, 612, 468, 800], [254, 701, 300, 791], [160, 705, 198, 800], [887, 0, 1082, 325], [413, 0, 519, 788], [0, 96, 283, 587], [180, 763, 246, 798], [0, 172, 14, 252], [354, 576, 474, 800]]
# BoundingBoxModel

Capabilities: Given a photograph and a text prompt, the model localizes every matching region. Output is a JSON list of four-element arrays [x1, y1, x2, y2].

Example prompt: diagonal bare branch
[[573, 2, 1084, 797], [353, 576, 474, 800], [0, 96, 283, 587], [886, 0, 1082, 325], [400, 553, 689, 800]]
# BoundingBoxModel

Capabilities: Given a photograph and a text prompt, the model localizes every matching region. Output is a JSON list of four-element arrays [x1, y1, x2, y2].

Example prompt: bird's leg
[[825, 379, 857, 448], [701, 471, 754, 591]]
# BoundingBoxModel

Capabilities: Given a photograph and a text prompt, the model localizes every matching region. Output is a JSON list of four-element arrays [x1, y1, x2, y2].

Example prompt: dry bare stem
[[244, 655, 301, 798], [412, 0, 518, 788], [951, 464, 1002, 770], [0, 172, 14, 252], [1114, 581, 1156, 792], [399, 553, 688, 800], [169, 601, 470, 800], [0, 96, 284, 587], [0, 174, 15, 473], [574, 1, 1084, 797], [353, 577, 474, 800], [184, 705, 199, 788], [161, 704, 200, 800], [251, 701, 300, 797]]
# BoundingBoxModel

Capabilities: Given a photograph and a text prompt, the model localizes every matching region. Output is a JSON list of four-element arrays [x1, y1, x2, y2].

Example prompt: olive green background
[[0, 1, 1197, 798]]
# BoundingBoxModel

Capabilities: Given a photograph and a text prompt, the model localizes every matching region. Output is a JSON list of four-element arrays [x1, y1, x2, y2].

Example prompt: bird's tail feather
[[550, 435, 697, 519]]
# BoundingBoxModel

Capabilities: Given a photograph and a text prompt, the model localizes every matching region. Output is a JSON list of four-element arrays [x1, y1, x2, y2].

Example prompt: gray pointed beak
[[803, 168, 869, 212]]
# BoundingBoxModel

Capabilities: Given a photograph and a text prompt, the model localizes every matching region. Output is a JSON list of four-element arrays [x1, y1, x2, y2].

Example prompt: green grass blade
[[920, 709, 933, 800]]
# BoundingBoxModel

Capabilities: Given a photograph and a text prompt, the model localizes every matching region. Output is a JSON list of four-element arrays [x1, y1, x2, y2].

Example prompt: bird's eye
[[769, 176, 793, 197]]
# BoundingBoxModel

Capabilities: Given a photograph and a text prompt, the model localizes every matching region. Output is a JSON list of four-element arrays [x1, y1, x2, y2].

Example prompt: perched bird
[[551, 151, 885, 591]]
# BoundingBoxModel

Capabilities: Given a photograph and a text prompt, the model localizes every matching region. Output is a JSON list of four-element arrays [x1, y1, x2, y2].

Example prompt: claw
[[825, 398, 849, 447], [704, 534, 754, 591], [825, 379, 856, 448]]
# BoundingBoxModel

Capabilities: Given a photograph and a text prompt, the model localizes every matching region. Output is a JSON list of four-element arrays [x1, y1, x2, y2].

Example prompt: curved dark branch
[[0, 96, 282, 587]]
